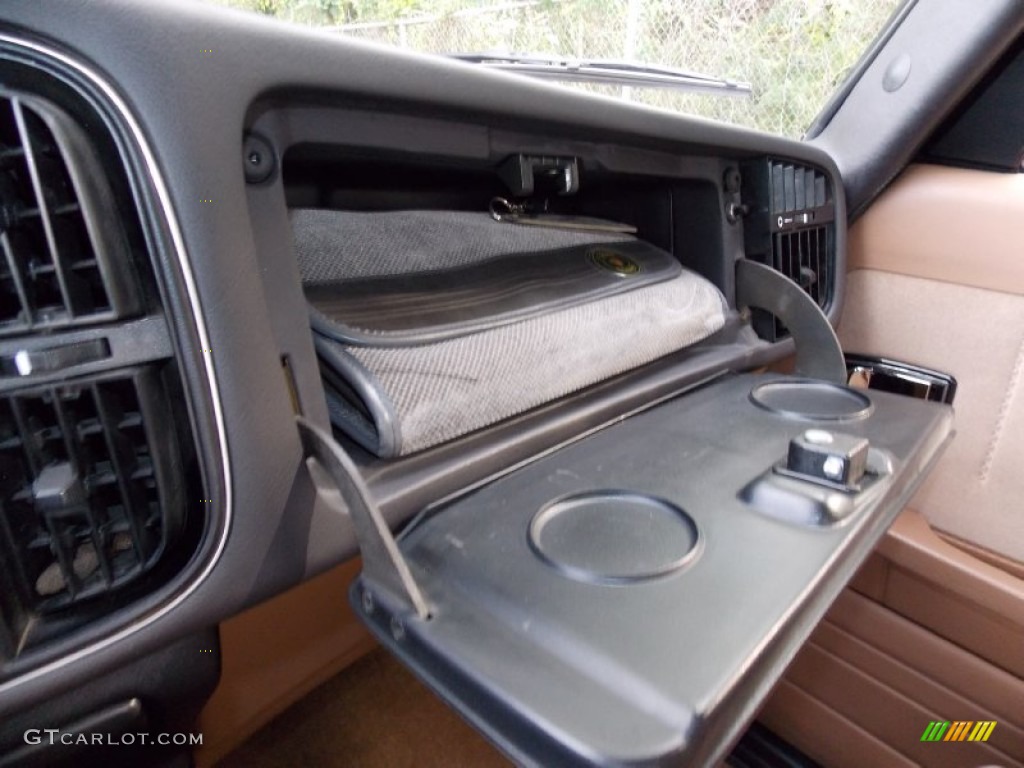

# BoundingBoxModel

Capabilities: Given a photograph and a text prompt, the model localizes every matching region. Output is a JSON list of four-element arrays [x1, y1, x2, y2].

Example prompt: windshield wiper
[[448, 53, 751, 97]]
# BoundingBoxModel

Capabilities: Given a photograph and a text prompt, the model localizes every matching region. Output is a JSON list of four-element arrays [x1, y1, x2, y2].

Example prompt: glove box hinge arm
[[297, 416, 430, 620], [735, 259, 846, 383]]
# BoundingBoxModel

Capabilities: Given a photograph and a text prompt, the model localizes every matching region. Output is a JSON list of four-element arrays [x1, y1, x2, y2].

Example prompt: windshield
[[203, 0, 901, 138]]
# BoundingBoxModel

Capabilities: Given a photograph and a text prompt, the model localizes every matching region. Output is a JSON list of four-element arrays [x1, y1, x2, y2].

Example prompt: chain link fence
[[214, 0, 902, 138]]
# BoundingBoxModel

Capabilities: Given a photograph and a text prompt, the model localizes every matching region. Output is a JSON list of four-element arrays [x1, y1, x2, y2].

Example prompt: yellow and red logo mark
[[589, 248, 641, 276], [921, 721, 996, 743]]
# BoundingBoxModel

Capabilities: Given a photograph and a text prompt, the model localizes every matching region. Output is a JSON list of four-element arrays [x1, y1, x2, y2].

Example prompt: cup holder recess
[[528, 491, 701, 585], [749, 380, 872, 421]]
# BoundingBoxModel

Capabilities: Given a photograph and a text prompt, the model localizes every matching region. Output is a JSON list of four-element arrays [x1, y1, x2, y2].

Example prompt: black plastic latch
[[498, 154, 579, 197]]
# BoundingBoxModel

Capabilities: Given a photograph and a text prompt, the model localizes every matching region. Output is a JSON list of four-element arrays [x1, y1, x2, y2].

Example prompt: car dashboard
[[0, 2, 964, 766]]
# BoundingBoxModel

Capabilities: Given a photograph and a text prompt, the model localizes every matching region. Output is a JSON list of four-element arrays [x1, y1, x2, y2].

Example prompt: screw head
[[390, 616, 405, 641], [361, 589, 374, 615], [723, 166, 741, 194], [242, 133, 276, 184]]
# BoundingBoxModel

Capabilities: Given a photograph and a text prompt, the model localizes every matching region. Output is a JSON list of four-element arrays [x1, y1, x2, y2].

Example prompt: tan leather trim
[[838, 270, 1024, 563], [827, 590, 1024, 727], [877, 510, 1024, 627], [760, 590, 1024, 767], [761, 508, 1024, 766], [195, 558, 377, 767], [881, 566, 1024, 679], [846, 511, 1024, 678], [937, 530, 1024, 582], [848, 164, 1024, 296], [847, 551, 887, 601], [760, 680, 915, 768], [784, 638, 1015, 767], [811, 620, 1024, 752]]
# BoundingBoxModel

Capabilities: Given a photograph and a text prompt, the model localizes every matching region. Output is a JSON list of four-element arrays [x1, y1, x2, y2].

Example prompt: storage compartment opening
[[282, 144, 724, 278], [283, 144, 734, 458]]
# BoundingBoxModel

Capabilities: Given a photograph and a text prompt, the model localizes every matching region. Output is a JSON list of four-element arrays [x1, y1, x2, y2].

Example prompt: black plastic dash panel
[[352, 373, 952, 768]]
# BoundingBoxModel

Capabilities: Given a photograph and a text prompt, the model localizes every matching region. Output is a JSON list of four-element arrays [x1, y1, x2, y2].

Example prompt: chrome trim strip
[[0, 34, 232, 694]]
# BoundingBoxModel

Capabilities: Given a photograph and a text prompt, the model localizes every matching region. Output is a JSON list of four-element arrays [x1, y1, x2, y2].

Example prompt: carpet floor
[[217, 649, 512, 768]]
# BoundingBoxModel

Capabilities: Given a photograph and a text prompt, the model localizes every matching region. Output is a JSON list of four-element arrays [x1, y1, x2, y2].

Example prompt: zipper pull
[[488, 197, 637, 235], [489, 197, 530, 223]]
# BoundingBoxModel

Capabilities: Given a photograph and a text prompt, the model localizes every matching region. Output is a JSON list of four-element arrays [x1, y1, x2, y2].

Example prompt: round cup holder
[[528, 491, 701, 585], [749, 380, 872, 422]]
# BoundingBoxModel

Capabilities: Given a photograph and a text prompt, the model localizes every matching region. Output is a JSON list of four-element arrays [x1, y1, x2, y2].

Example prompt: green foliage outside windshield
[[208, 0, 900, 138]]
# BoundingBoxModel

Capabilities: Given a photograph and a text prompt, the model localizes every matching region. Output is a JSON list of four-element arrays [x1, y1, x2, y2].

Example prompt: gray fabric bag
[[292, 208, 728, 457]]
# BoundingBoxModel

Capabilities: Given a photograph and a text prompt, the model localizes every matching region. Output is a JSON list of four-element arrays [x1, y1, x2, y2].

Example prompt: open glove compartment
[[300, 371, 952, 767], [271, 118, 950, 766]]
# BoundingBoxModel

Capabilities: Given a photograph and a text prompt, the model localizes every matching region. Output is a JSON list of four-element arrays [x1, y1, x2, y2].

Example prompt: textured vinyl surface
[[304, 239, 681, 340], [296, 207, 727, 455], [333, 269, 727, 455], [292, 209, 634, 281]]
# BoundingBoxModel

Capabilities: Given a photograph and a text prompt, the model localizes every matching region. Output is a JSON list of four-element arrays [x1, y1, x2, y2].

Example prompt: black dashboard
[[0, 1, 1017, 765], [0, 0, 839, 699]]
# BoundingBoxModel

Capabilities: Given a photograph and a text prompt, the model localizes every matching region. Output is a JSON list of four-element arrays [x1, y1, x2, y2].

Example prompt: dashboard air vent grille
[[773, 225, 830, 309], [0, 54, 209, 675], [768, 160, 829, 215], [0, 368, 181, 613], [0, 92, 138, 336], [743, 158, 836, 342]]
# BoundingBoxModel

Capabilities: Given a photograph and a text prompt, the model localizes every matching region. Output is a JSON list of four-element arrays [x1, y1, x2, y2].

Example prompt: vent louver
[[0, 91, 139, 336], [772, 225, 830, 308], [742, 159, 836, 342], [0, 369, 181, 616], [0, 57, 207, 673], [768, 160, 828, 216]]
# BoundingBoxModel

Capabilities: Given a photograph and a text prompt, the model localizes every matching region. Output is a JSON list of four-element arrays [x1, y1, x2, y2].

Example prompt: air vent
[[773, 225, 830, 308], [0, 90, 139, 336], [768, 160, 828, 216], [0, 368, 182, 617], [742, 158, 836, 342], [0, 51, 209, 673]]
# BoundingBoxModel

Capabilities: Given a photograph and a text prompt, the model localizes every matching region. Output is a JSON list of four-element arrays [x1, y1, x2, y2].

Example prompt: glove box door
[[299, 371, 952, 767]]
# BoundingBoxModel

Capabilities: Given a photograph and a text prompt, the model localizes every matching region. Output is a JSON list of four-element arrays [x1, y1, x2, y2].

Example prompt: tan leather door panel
[[759, 164, 1024, 767], [843, 164, 1024, 562]]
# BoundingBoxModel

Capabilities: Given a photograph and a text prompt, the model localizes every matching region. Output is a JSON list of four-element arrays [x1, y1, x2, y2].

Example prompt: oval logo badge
[[589, 248, 641, 276]]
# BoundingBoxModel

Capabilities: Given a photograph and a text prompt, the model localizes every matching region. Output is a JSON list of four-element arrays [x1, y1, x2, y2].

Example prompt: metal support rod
[[297, 416, 430, 620]]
